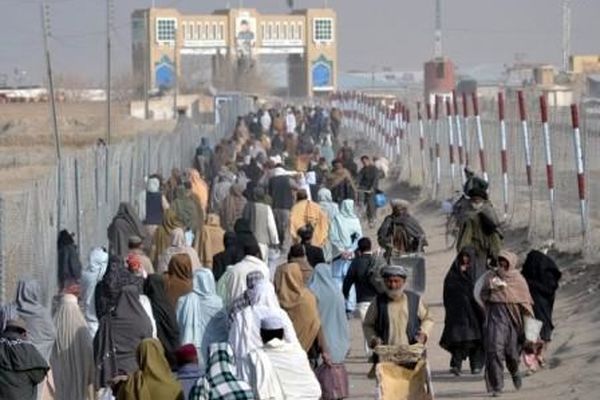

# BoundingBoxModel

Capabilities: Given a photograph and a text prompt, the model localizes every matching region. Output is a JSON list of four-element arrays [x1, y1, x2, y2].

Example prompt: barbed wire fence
[[0, 96, 254, 305], [333, 91, 599, 261]]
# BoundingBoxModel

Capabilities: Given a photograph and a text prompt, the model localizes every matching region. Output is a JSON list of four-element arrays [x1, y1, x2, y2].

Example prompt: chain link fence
[[0, 96, 254, 305]]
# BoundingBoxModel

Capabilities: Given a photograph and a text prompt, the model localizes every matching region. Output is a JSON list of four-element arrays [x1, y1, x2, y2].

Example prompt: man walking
[[268, 158, 298, 254], [357, 155, 381, 227], [343, 237, 380, 355], [363, 265, 434, 377]]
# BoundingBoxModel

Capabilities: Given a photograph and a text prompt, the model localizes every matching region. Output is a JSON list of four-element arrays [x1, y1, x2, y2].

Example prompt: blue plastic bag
[[374, 192, 387, 208]]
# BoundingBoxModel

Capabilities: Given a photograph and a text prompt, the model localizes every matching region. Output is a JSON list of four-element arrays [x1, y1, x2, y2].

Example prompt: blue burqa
[[176, 269, 228, 368], [329, 199, 363, 258], [317, 188, 339, 262], [308, 263, 350, 364]]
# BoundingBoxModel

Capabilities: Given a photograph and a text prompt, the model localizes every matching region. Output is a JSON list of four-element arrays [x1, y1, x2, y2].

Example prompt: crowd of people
[[0, 101, 563, 400]]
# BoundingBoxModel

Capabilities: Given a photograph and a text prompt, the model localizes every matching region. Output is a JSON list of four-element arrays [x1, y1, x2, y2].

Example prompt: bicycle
[[443, 191, 468, 250]]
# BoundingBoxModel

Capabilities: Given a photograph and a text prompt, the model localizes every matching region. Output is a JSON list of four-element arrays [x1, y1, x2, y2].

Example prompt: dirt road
[[344, 179, 600, 399]]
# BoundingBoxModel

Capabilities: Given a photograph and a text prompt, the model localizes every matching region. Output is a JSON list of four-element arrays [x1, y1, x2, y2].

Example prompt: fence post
[[498, 92, 510, 219], [74, 158, 82, 252], [129, 152, 135, 203], [426, 102, 435, 192], [118, 162, 123, 202], [472, 93, 488, 182], [405, 107, 413, 182], [517, 90, 533, 235], [417, 102, 427, 186], [56, 160, 63, 233], [540, 95, 556, 241], [453, 91, 465, 183], [571, 103, 587, 247], [462, 92, 470, 167], [446, 98, 456, 191], [434, 96, 441, 199]]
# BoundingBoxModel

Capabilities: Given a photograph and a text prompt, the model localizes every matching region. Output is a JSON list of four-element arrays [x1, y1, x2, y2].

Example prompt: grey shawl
[[14, 280, 56, 362]]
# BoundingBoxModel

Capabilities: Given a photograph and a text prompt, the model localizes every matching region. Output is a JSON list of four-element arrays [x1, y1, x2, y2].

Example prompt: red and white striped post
[[387, 107, 395, 162], [375, 104, 383, 150], [446, 97, 456, 190], [517, 91, 533, 221], [540, 95, 556, 240], [434, 96, 442, 197], [380, 104, 387, 152], [350, 92, 356, 130], [472, 93, 488, 181], [462, 92, 470, 167], [453, 91, 465, 183], [417, 102, 427, 184], [405, 107, 413, 181], [498, 92, 509, 218], [359, 94, 366, 133], [397, 102, 403, 161], [426, 102, 435, 189], [571, 103, 587, 242], [370, 99, 376, 144]]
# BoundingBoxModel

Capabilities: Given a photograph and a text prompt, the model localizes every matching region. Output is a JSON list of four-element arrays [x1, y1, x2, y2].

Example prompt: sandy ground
[[344, 176, 600, 399], [0, 102, 176, 172]]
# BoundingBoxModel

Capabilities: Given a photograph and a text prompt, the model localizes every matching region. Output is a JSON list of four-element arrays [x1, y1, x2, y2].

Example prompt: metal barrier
[[332, 91, 600, 259]]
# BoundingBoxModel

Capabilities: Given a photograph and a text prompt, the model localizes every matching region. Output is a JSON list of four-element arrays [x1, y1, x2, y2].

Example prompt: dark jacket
[[439, 247, 485, 351], [302, 243, 326, 268], [268, 175, 295, 210], [145, 192, 164, 225], [57, 230, 82, 290], [342, 254, 379, 303], [0, 331, 49, 400], [521, 250, 562, 341], [375, 291, 421, 345], [330, 178, 356, 204], [212, 232, 243, 282], [357, 165, 380, 190]]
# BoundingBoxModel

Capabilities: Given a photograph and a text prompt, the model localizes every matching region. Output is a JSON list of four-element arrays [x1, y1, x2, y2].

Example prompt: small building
[[424, 57, 455, 103], [570, 55, 600, 75], [541, 85, 574, 107], [534, 65, 555, 86]]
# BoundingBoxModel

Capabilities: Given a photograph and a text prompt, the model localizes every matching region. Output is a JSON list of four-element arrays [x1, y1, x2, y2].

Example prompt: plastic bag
[[524, 316, 543, 342], [316, 363, 349, 400], [374, 192, 388, 208]]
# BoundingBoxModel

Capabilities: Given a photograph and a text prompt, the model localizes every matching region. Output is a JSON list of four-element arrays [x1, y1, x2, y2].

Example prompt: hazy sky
[[1, 0, 599, 84]]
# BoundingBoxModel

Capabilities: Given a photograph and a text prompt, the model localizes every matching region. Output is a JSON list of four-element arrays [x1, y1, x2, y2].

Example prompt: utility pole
[[41, 3, 61, 162], [434, 0, 443, 58], [173, 26, 178, 119], [143, 10, 150, 119], [562, 0, 572, 72], [41, 2, 62, 232], [106, 0, 113, 145]]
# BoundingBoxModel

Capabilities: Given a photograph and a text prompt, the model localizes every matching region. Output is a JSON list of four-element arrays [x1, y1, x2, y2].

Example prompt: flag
[[287, 0, 294, 9]]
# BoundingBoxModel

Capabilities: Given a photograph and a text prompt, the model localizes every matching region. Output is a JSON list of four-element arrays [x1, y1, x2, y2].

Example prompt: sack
[[366, 255, 388, 294], [316, 363, 349, 400], [524, 316, 543, 342], [374, 192, 388, 208]]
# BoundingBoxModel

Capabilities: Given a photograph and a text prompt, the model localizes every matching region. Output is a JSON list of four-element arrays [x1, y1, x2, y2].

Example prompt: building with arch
[[131, 7, 338, 98]]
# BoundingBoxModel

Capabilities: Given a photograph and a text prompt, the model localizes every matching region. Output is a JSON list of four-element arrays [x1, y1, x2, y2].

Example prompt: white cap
[[381, 265, 408, 278], [261, 315, 284, 330]]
